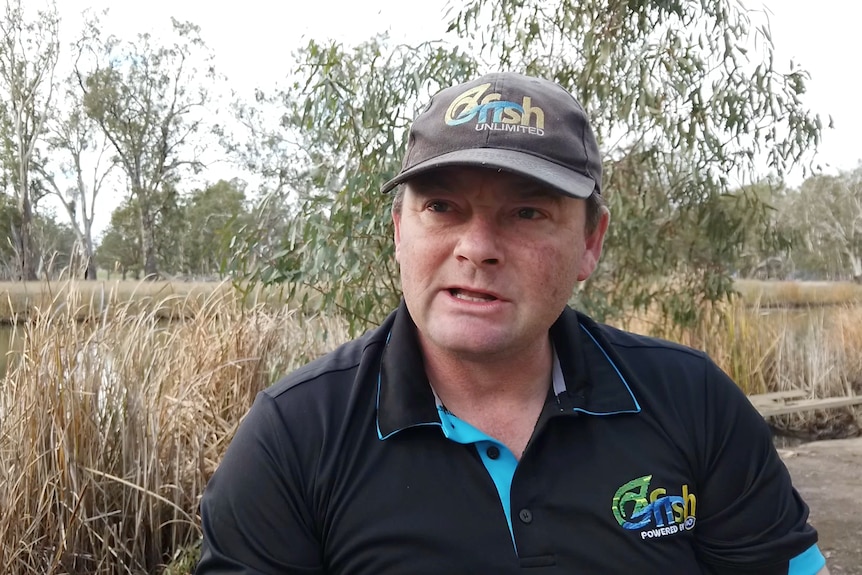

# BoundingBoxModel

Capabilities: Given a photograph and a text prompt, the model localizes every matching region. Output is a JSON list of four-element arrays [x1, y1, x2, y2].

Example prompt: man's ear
[[392, 208, 402, 264], [577, 207, 610, 281]]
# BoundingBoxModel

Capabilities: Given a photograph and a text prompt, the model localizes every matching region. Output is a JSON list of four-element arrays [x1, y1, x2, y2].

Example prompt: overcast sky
[[54, 0, 861, 233]]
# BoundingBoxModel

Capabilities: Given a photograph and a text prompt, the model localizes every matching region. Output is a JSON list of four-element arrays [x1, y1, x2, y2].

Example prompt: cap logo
[[444, 82, 546, 136]]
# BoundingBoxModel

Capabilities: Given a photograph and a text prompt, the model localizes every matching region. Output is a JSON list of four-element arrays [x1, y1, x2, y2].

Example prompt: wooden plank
[[750, 390, 808, 402], [755, 396, 862, 417]]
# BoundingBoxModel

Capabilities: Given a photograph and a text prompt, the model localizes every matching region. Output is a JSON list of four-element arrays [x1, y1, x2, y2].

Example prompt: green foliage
[[777, 166, 862, 281], [229, 36, 478, 332], [96, 198, 142, 278], [229, 0, 823, 332], [180, 179, 250, 277], [31, 207, 76, 275], [152, 183, 186, 272], [0, 193, 76, 279], [449, 0, 822, 326], [98, 179, 252, 279], [0, 193, 22, 277]]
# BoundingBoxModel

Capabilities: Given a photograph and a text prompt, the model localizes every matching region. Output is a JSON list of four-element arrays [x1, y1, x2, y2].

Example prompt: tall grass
[[0, 280, 292, 323], [615, 297, 862, 440], [0, 284, 348, 574], [734, 278, 862, 308], [616, 297, 862, 399]]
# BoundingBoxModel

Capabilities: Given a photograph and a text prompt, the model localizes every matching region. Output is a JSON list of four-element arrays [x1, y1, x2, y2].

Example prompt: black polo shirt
[[197, 302, 821, 574]]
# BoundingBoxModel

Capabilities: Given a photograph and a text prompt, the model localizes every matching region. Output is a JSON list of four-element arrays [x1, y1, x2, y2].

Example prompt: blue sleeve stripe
[[788, 544, 826, 575]]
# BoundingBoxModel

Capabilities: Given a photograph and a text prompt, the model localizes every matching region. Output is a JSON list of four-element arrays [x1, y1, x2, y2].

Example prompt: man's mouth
[[448, 288, 498, 302]]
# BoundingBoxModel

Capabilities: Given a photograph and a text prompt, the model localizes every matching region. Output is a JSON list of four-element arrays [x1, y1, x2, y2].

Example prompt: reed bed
[[617, 298, 862, 397], [615, 297, 862, 439], [0, 280, 292, 324], [0, 285, 349, 574], [734, 278, 862, 308]]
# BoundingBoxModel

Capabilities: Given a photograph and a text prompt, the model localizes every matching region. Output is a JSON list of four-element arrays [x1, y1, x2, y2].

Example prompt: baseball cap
[[380, 72, 602, 198]]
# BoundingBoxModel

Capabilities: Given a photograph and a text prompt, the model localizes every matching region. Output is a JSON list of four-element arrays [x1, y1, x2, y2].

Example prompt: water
[[0, 323, 15, 376]]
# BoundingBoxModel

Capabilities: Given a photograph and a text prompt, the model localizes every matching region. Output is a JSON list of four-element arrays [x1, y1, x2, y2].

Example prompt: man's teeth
[[452, 290, 495, 302]]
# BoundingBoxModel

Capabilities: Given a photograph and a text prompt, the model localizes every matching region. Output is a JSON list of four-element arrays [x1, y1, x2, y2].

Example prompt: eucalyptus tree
[[76, 15, 216, 278], [35, 79, 117, 279], [235, 0, 823, 332], [0, 0, 59, 280]]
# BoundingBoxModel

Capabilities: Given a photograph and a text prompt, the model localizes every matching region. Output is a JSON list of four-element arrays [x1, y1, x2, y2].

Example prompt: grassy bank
[[734, 278, 862, 308], [0, 280, 293, 324], [1, 280, 860, 573]]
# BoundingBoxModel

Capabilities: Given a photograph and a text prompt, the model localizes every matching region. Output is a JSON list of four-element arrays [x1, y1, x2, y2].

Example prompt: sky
[[53, 0, 862, 234]]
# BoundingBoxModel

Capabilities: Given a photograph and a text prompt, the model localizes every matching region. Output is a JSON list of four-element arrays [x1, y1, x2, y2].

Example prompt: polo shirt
[[197, 301, 823, 574]]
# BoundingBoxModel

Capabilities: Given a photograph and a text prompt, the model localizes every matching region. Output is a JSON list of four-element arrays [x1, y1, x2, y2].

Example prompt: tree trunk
[[139, 201, 158, 279], [84, 237, 97, 280], [17, 194, 37, 281], [84, 257, 97, 280], [850, 252, 862, 283]]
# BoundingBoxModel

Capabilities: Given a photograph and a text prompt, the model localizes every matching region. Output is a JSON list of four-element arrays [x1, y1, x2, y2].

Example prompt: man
[[197, 72, 828, 574]]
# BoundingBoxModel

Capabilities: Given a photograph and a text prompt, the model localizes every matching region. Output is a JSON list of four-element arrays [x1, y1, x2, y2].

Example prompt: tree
[[727, 178, 793, 280], [181, 179, 249, 277], [96, 198, 142, 279], [0, 0, 59, 280], [0, 193, 76, 280], [448, 0, 822, 325], [30, 207, 76, 278], [96, 184, 191, 278], [781, 166, 862, 281], [230, 35, 478, 330], [35, 77, 117, 279], [76, 15, 215, 278], [0, 192, 22, 279], [151, 181, 186, 275], [231, 1, 823, 332]]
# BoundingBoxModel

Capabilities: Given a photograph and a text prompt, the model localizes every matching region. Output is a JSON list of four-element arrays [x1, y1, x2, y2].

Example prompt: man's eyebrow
[[407, 172, 562, 200], [408, 174, 455, 194], [508, 185, 563, 202]]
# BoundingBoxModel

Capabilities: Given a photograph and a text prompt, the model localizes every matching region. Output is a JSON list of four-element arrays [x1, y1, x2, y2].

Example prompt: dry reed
[[0, 283, 348, 574], [614, 297, 862, 437], [0, 280, 291, 324], [734, 278, 862, 308]]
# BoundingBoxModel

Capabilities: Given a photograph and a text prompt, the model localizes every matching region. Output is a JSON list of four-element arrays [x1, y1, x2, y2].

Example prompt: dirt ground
[[780, 436, 862, 574]]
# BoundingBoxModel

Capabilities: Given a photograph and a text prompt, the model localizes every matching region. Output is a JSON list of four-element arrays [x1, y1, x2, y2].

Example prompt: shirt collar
[[376, 301, 641, 439]]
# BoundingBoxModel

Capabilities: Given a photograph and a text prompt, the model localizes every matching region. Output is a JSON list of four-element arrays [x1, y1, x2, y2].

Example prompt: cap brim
[[380, 148, 596, 199]]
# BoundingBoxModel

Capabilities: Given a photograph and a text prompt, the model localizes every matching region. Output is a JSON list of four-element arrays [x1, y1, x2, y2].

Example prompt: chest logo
[[612, 475, 697, 540]]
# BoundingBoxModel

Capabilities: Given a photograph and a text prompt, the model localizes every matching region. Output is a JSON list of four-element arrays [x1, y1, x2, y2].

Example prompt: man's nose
[[454, 215, 502, 266]]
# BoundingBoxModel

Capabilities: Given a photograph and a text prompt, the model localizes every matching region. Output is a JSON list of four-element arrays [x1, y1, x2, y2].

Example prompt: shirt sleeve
[[196, 392, 324, 575], [693, 358, 819, 575]]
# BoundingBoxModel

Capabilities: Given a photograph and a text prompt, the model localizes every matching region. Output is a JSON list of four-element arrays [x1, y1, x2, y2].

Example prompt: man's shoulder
[[263, 314, 394, 402], [570, 311, 738, 402], [578, 312, 707, 365]]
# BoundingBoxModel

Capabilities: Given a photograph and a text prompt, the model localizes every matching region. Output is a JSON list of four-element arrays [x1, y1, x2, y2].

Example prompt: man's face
[[393, 166, 609, 362]]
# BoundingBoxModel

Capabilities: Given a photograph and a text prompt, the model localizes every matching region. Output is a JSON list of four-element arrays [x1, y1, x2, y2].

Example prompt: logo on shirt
[[612, 475, 697, 540], [444, 83, 546, 136]]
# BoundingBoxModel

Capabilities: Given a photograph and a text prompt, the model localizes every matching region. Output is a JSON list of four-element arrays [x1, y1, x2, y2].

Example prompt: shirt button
[[486, 445, 500, 460], [518, 509, 533, 524]]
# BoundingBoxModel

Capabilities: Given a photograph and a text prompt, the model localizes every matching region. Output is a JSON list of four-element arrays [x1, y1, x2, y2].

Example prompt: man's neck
[[420, 336, 554, 459], [420, 336, 554, 413]]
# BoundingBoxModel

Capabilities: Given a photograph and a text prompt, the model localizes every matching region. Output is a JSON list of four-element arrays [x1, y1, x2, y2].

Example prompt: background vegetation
[[1, 0, 861, 572]]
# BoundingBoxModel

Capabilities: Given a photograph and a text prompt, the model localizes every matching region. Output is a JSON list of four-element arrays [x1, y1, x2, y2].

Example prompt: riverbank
[[0, 279, 280, 324]]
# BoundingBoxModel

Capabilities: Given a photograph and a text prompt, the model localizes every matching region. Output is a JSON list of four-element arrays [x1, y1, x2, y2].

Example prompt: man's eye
[[428, 201, 451, 213], [517, 208, 541, 219]]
